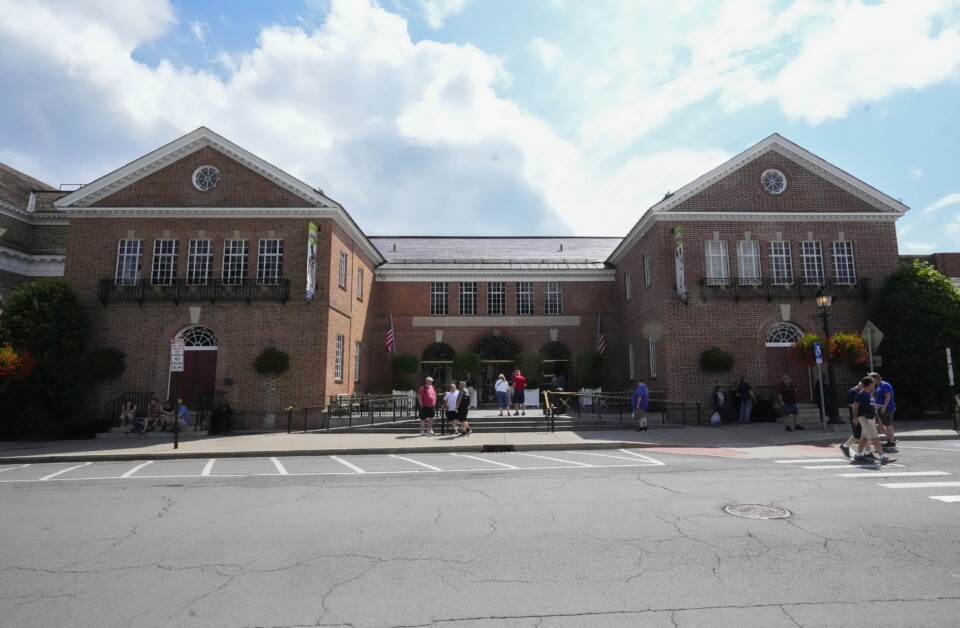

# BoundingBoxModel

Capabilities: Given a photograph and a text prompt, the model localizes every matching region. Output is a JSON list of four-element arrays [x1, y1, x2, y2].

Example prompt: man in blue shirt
[[632, 380, 650, 432], [870, 372, 897, 452], [852, 377, 895, 466], [176, 398, 190, 429]]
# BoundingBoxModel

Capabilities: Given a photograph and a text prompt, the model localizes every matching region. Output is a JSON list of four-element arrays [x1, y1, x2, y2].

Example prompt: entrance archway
[[477, 336, 520, 405], [764, 322, 811, 402], [169, 326, 218, 410], [421, 342, 455, 388], [540, 341, 571, 386]]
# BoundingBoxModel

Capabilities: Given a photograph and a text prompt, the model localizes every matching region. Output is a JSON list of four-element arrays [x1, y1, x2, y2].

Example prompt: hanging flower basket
[[791, 334, 824, 366], [829, 333, 868, 366]]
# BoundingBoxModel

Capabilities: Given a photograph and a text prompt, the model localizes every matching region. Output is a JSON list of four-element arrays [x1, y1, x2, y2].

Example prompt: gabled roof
[[0, 161, 56, 209], [608, 133, 910, 263]]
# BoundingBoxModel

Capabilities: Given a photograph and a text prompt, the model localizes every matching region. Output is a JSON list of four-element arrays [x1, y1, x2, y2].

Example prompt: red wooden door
[[765, 347, 811, 402], [170, 351, 218, 409]]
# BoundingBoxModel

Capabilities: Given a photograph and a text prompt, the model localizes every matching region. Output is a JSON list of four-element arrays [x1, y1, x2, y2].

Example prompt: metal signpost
[[814, 342, 826, 431], [948, 348, 957, 433], [170, 339, 184, 449]]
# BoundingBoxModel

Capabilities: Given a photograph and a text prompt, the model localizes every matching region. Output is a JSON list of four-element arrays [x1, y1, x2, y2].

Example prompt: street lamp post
[[814, 288, 842, 423]]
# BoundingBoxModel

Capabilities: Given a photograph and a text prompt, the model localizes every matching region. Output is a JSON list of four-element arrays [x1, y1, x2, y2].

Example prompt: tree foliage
[[515, 351, 544, 388], [450, 351, 481, 382], [84, 346, 127, 381], [573, 349, 604, 388], [390, 353, 419, 390], [871, 260, 960, 413], [253, 347, 291, 376]]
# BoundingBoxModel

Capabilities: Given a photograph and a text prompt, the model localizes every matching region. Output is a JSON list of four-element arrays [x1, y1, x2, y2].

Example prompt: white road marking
[[517, 453, 593, 467], [776, 459, 842, 464], [930, 496, 960, 503], [0, 464, 30, 473], [201, 459, 216, 476], [450, 453, 519, 469], [122, 462, 153, 478], [389, 455, 442, 471], [564, 450, 657, 462], [617, 449, 666, 465], [879, 481, 960, 489], [803, 463, 904, 469], [271, 458, 288, 475], [330, 456, 366, 473], [39, 462, 91, 481], [838, 471, 951, 478]]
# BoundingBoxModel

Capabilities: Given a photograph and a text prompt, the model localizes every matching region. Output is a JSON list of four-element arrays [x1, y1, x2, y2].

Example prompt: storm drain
[[482, 444, 516, 453], [724, 504, 791, 520]]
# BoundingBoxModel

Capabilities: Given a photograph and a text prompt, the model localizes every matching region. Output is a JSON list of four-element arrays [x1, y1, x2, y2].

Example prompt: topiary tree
[[451, 351, 481, 382], [699, 346, 734, 376], [84, 346, 127, 423], [515, 351, 544, 389], [390, 353, 419, 390], [254, 347, 290, 428], [573, 349, 603, 389]]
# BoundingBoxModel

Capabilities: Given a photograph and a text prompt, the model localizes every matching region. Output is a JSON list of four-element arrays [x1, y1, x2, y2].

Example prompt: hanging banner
[[305, 221, 318, 302], [673, 225, 688, 303]]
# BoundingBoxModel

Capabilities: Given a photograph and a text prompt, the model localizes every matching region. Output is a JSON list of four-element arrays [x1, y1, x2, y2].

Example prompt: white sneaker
[[426, 430, 435, 436], [420, 430, 427, 436]]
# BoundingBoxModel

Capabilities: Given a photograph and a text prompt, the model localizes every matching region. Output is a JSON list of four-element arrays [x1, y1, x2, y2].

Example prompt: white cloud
[[909, 167, 924, 179], [899, 240, 939, 254], [190, 20, 209, 43], [529, 37, 563, 70], [419, 0, 469, 29], [922, 192, 960, 214]]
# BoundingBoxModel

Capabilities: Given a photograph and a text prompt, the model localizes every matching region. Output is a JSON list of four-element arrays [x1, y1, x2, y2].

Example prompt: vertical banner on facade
[[673, 225, 688, 303], [305, 221, 318, 303]]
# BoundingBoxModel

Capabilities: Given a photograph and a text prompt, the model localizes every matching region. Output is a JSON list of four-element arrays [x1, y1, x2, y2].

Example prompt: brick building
[[5, 128, 916, 425]]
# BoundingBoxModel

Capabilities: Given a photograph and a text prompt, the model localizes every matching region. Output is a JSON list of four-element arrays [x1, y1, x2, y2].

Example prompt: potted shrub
[[254, 347, 290, 428], [515, 351, 543, 407], [699, 346, 734, 377], [451, 351, 481, 382], [390, 353, 419, 391]]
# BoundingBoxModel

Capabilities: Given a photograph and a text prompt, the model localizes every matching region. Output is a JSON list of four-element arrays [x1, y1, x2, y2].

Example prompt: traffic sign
[[814, 341, 823, 365], [862, 321, 883, 351], [170, 339, 185, 372]]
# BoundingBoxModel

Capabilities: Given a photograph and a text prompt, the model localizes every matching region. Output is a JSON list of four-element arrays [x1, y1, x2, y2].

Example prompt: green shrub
[[573, 350, 603, 388], [451, 351, 481, 381], [254, 347, 290, 376], [85, 346, 127, 381], [515, 351, 544, 388], [390, 353, 419, 390], [699, 346, 734, 373]]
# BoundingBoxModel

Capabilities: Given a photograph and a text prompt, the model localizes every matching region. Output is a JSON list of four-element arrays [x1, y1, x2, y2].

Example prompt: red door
[[170, 351, 218, 409], [765, 347, 811, 402]]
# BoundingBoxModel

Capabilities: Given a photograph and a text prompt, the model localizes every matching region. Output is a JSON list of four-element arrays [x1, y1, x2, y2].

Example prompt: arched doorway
[[764, 322, 811, 402], [540, 341, 571, 386], [169, 326, 218, 410], [477, 336, 520, 405], [421, 342, 455, 389]]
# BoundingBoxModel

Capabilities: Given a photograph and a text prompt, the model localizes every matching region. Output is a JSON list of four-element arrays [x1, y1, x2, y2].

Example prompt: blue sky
[[1, 0, 958, 252]]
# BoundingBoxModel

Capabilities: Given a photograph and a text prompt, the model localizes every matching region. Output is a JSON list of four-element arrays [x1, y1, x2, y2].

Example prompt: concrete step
[[97, 428, 208, 439]]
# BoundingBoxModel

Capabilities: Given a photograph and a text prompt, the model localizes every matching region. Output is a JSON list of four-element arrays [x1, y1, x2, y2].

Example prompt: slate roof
[[370, 237, 620, 269], [0, 162, 56, 209]]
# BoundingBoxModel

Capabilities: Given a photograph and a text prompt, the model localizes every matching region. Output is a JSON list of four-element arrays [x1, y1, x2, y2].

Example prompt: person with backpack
[[457, 380, 472, 436]]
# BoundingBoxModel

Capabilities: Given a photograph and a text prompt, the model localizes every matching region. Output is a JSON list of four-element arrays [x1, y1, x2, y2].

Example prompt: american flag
[[596, 311, 606, 355], [385, 314, 395, 354]]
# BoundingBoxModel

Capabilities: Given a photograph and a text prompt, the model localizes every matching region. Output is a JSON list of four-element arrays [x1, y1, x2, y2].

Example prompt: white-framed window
[[832, 241, 857, 285], [334, 334, 344, 381], [338, 251, 348, 289], [459, 282, 477, 315], [354, 341, 361, 383], [628, 342, 636, 380], [761, 169, 787, 195], [488, 282, 505, 315], [151, 239, 178, 286], [257, 239, 284, 285], [737, 240, 761, 285], [769, 241, 793, 285], [705, 240, 730, 286], [192, 165, 221, 191], [545, 281, 563, 315], [648, 335, 658, 378], [115, 239, 143, 286], [187, 239, 213, 285], [643, 253, 652, 286], [625, 271, 632, 301], [766, 322, 804, 346], [356, 268, 364, 301], [516, 282, 533, 315], [222, 239, 249, 285], [800, 241, 824, 285], [430, 282, 448, 315]]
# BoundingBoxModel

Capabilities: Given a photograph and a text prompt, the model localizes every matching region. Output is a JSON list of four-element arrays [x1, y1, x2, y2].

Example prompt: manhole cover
[[724, 504, 791, 520]]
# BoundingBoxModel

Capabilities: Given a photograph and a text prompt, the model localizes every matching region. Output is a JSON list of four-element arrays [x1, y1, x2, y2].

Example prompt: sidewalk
[[0, 413, 955, 464]]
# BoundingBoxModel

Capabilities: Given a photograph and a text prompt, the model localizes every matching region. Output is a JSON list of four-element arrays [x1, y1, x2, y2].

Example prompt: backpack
[[130, 416, 146, 434]]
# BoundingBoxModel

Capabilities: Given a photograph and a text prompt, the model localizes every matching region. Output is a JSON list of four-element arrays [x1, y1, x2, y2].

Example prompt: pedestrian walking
[[737, 376, 756, 423], [870, 372, 898, 453], [443, 383, 461, 435], [852, 376, 896, 466], [457, 380, 472, 436], [511, 369, 527, 416], [776, 374, 804, 431], [495, 374, 510, 415], [632, 379, 649, 431], [838, 379, 865, 459], [417, 376, 437, 436]]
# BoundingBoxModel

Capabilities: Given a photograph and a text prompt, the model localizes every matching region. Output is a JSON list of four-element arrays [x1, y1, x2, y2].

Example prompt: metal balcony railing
[[98, 278, 290, 305], [698, 277, 870, 303]]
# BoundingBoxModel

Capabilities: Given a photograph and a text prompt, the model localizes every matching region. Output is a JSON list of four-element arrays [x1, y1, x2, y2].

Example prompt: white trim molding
[[377, 267, 617, 282], [412, 315, 581, 327], [0, 246, 65, 276]]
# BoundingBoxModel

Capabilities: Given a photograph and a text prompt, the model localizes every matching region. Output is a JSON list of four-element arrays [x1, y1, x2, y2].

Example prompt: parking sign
[[814, 341, 823, 365], [170, 339, 185, 372]]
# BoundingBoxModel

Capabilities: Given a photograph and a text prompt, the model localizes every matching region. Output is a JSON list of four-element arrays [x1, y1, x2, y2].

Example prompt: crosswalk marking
[[800, 463, 906, 469], [450, 453, 519, 469], [837, 471, 950, 479], [878, 481, 960, 489], [201, 459, 216, 476], [776, 458, 840, 464], [39, 462, 91, 481], [618, 449, 667, 465], [271, 458, 288, 475], [389, 455, 442, 471], [930, 496, 960, 503], [518, 453, 593, 467], [122, 462, 152, 478], [563, 451, 654, 462], [330, 456, 366, 473], [0, 464, 29, 473]]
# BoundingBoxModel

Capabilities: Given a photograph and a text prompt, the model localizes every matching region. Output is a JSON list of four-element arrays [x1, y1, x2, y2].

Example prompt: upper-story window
[[187, 240, 213, 285], [516, 282, 533, 315], [151, 239, 178, 286], [354, 340, 361, 383], [545, 281, 563, 315], [338, 251, 348, 289], [115, 239, 143, 286], [800, 241, 824, 285], [648, 334, 658, 378], [761, 169, 787, 195], [737, 240, 761, 285], [488, 282, 505, 315], [643, 253, 652, 286], [257, 239, 284, 285], [334, 334, 344, 382], [430, 282, 449, 315], [192, 165, 221, 191], [356, 268, 364, 301], [628, 342, 636, 380], [222, 239, 249, 285], [459, 282, 477, 315], [624, 271, 632, 301], [832, 241, 857, 285], [769, 241, 793, 285], [705, 240, 730, 286]]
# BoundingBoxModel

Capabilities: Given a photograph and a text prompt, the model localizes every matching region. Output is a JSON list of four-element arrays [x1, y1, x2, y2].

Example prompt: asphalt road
[[1, 444, 958, 627]]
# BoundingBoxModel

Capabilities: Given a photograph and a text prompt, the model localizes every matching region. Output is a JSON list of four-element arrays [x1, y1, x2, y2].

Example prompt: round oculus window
[[761, 169, 787, 195], [192, 166, 221, 191]]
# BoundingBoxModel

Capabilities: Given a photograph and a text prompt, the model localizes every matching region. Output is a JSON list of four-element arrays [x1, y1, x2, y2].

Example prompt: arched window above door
[[178, 326, 218, 348], [422, 342, 455, 361], [766, 322, 803, 346]]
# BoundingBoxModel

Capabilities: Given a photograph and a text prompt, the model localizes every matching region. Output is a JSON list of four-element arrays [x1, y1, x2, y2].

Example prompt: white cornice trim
[[376, 268, 617, 282], [0, 246, 65, 276], [412, 315, 581, 327], [658, 211, 899, 222], [0, 201, 69, 225]]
